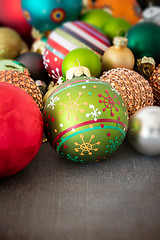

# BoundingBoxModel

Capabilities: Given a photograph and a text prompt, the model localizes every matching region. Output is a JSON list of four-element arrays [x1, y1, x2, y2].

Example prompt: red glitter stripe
[[52, 119, 127, 148]]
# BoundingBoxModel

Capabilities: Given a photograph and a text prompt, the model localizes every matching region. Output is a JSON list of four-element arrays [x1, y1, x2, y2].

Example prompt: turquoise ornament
[[21, 0, 83, 33], [127, 22, 160, 63], [43, 77, 128, 163]]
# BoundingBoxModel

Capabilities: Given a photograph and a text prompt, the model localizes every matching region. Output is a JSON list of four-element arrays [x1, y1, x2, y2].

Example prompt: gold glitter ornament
[[0, 70, 43, 110], [149, 64, 160, 106], [137, 56, 155, 80], [100, 68, 154, 118]]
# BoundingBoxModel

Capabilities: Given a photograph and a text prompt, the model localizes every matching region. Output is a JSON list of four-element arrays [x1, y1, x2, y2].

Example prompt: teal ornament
[[0, 59, 30, 75], [21, 0, 83, 33], [127, 22, 160, 63], [43, 77, 128, 163]]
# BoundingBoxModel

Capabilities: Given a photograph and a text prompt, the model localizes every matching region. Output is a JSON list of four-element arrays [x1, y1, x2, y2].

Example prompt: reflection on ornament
[[127, 106, 160, 156], [100, 68, 154, 118]]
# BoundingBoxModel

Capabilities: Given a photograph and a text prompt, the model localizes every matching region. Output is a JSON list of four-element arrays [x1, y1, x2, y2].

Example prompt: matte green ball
[[81, 9, 112, 30], [102, 17, 131, 41], [62, 48, 102, 79], [127, 22, 160, 63], [43, 77, 128, 163]]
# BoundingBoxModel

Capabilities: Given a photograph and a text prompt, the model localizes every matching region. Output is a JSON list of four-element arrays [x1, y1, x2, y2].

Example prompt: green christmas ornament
[[127, 22, 160, 63], [80, 9, 112, 30], [43, 76, 128, 163], [62, 48, 102, 79], [0, 59, 30, 75], [102, 17, 131, 41]]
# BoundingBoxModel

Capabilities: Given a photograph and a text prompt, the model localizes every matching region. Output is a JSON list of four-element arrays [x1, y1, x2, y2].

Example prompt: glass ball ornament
[[21, 0, 83, 33], [100, 68, 154, 118], [80, 9, 112, 29], [0, 82, 43, 177], [43, 76, 128, 163], [127, 22, 160, 63], [102, 36, 135, 71], [127, 106, 160, 156], [62, 48, 102, 79], [0, 70, 43, 110], [149, 64, 160, 106], [102, 17, 131, 42]]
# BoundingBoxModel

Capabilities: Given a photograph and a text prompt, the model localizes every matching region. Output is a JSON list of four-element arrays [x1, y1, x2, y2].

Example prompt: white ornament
[[86, 104, 101, 121]]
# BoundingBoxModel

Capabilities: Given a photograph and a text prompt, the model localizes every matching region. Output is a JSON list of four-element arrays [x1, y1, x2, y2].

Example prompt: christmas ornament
[[0, 82, 43, 177], [137, 56, 155, 80], [16, 52, 51, 85], [149, 64, 160, 106], [80, 9, 112, 29], [21, 0, 83, 33], [35, 80, 47, 96], [0, 60, 30, 75], [62, 48, 101, 79], [102, 36, 135, 71], [43, 21, 111, 83], [142, 5, 160, 25], [127, 106, 160, 156], [0, 27, 23, 59], [0, 0, 32, 44], [102, 17, 131, 41], [85, 0, 142, 25], [43, 76, 128, 163], [100, 68, 154, 118], [0, 70, 43, 110], [127, 22, 160, 63], [31, 37, 47, 55]]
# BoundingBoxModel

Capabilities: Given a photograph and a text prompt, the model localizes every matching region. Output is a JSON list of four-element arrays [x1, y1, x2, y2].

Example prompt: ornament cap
[[66, 60, 91, 80], [113, 36, 128, 48]]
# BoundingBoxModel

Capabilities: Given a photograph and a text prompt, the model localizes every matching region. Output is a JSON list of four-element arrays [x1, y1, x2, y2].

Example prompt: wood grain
[[0, 139, 160, 240]]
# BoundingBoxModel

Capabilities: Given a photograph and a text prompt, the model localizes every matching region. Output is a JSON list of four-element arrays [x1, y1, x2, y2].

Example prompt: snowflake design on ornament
[[43, 51, 50, 69], [86, 104, 101, 121], [51, 68, 61, 82], [74, 135, 100, 156], [59, 92, 88, 120], [47, 96, 60, 110], [98, 90, 120, 117], [105, 136, 123, 154]]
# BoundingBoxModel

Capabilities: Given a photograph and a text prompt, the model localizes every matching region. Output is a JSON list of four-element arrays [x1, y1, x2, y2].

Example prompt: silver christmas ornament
[[127, 106, 160, 156]]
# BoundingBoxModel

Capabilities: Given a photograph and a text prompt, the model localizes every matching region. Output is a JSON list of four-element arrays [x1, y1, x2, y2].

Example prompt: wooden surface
[[0, 139, 160, 240]]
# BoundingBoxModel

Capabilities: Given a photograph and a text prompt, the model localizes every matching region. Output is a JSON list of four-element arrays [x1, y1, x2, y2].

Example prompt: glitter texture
[[0, 70, 43, 109], [149, 64, 160, 106], [100, 68, 154, 118]]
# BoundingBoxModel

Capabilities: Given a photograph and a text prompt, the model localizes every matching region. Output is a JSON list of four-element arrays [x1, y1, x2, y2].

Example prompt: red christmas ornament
[[0, 0, 32, 44], [0, 82, 44, 178]]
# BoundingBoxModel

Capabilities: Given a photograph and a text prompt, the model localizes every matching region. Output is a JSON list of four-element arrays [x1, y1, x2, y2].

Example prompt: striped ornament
[[43, 21, 110, 83]]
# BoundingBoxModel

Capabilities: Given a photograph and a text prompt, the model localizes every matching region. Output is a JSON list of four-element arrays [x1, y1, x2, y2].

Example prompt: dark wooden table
[[0, 139, 160, 240]]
